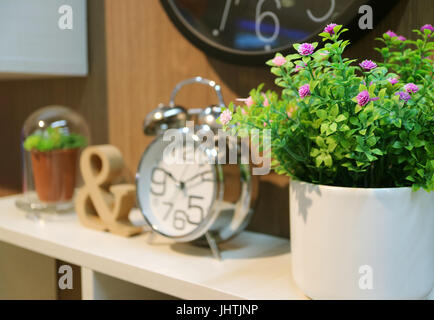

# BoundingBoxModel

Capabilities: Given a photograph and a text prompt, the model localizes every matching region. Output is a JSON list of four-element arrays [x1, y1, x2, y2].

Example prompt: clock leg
[[205, 232, 221, 261], [147, 231, 156, 244]]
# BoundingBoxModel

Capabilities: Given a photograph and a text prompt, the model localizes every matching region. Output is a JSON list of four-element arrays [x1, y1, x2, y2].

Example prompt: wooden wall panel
[[104, 0, 285, 237], [0, 0, 108, 196], [104, 0, 432, 238]]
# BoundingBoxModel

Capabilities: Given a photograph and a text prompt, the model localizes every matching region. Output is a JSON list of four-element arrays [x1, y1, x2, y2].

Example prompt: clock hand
[[168, 187, 183, 204], [183, 171, 213, 185], [162, 185, 185, 221], [186, 180, 206, 190], [157, 168, 183, 188]]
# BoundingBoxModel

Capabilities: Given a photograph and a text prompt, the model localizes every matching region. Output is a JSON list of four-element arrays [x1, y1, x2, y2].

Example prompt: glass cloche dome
[[16, 105, 90, 214]]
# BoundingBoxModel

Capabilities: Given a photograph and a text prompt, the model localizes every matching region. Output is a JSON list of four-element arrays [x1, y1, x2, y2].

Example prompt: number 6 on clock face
[[136, 133, 223, 241]]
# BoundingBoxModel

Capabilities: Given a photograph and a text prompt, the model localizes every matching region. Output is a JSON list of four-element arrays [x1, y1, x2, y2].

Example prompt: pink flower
[[293, 63, 306, 73], [359, 59, 377, 71], [388, 77, 399, 85], [272, 56, 286, 67], [404, 83, 419, 94], [241, 108, 247, 115], [356, 90, 370, 107], [385, 30, 398, 38], [362, 80, 374, 86], [395, 91, 411, 102], [421, 24, 434, 32], [245, 96, 254, 107], [298, 43, 315, 56], [262, 93, 270, 107], [356, 90, 379, 106], [237, 96, 255, 107], [324, 23, 338, 34], [263, 120, 273, 127], [397, 35, 406, 41], [220, 109, 232, 125], [299, 84, 311, 98], [287, 106, 296, 118]]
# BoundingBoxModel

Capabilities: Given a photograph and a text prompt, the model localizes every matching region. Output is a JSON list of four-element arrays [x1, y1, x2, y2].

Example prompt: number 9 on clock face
[[136, 133, 223, 241]]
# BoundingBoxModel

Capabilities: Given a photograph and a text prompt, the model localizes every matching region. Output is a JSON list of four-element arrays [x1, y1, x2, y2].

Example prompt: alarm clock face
[[161, 0, 395, 64], [136, 133, 223, 240]]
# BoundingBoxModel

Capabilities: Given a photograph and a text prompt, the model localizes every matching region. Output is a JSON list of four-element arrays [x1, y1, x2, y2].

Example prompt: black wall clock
[[160, 0, 396, 65]]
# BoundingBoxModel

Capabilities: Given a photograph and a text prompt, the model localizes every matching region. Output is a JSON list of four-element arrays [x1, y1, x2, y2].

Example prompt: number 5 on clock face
[[136, 134, 221, 240]]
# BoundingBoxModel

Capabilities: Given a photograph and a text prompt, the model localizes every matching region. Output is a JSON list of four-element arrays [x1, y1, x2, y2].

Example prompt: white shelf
[[0, 195, 306, 300]]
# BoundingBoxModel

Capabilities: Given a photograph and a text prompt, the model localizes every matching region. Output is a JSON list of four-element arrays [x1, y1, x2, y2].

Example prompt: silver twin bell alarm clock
[[136, 77, 258, 259]]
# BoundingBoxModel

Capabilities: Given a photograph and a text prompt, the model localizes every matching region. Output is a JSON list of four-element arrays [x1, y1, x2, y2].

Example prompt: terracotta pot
[[31, 148, 79, 203]]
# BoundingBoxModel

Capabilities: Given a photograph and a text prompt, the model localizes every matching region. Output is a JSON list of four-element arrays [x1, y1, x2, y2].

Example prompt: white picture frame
[[0, 0, 88, 79]]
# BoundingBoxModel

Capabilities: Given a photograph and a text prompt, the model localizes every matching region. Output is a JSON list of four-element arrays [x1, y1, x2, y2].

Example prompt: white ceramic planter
[[290, 180, 434, 300]]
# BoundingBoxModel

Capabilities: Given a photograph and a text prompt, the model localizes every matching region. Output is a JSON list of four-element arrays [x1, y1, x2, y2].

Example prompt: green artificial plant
[[219, 24, 434, 191]]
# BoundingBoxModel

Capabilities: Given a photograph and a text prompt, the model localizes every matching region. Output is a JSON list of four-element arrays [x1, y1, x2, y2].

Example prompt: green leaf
[[328, 122, 337, 134], [310, 148, 320, 157], [271, 67, 282, 76], [330, 104, 339, 117], [316, 110, 328, 119], [392, 141, 404, 149], [23, 135, 41, 151], [315, 155, 324, 167], [320, 123, 329, 134], [365, 152, 377, 162], [286, 53, 301, 61], [327, 138, 337, 152], [406, 176, 416, 182], [366, 136, 377, 147], [340, 140, 351, 149], [336, 114, 347, 122], [359, 84, 368, 92], [371, 148, 383, 155], [349, 117, 359, 125], [316, 136, 326, 148], [324, 154, 333, 167]]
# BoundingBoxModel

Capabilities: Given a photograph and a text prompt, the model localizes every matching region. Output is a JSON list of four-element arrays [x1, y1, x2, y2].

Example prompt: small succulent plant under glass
[[16, 105, 90, 212], [23, 127, 87, 204]]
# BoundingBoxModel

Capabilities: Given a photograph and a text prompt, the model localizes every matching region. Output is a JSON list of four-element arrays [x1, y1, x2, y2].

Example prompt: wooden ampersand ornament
[[75, 145, 142, 237]]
